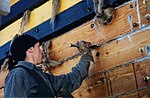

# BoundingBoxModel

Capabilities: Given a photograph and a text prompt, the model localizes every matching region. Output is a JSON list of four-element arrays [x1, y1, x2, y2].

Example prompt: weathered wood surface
[[72, 69, 109, 98], [49, 0, 149, 63], [50, 0, 150, 74], [47, 0, 150, 98], [49, 22, 150, 97], [48, 1, 150, 97], [134, 60, 150, 98], [139, 0, 150, 26], [108, 64, 137, 97]]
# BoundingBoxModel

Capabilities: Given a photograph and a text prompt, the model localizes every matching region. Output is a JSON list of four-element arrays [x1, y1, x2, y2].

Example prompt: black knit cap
[[10, 34, 39, 62]]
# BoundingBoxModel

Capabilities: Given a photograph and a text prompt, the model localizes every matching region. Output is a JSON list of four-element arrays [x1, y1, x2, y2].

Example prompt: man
[[4, 34, 94, 97]]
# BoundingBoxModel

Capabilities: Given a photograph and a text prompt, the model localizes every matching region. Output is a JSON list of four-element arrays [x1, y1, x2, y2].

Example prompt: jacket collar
[[17, 61, 40, 70]]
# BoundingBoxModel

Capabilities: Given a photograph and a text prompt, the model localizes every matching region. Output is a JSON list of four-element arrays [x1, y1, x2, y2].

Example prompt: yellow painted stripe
[[10, 0, 19, 6], [0, 0, 82, 46]]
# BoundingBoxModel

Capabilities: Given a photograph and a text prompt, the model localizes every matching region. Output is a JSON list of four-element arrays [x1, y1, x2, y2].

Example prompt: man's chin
[[37, 61, 43, 65]]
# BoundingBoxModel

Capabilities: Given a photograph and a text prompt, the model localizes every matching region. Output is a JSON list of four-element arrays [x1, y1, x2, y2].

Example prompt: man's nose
[[40, 46, 43, 52]]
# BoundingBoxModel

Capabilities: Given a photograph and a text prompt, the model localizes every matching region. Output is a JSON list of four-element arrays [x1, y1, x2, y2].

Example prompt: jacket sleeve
[[47, 54, 92, 95]]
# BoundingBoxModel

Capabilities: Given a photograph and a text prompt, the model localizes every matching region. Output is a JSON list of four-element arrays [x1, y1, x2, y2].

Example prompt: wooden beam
[[10, 0, 19, 6]]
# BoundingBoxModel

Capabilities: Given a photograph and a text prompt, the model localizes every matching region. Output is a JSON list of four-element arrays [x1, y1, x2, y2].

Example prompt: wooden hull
[[0, 0, 150, 97]]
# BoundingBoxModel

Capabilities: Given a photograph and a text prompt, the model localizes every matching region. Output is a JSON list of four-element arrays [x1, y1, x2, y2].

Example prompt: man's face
[[33, 42, 43, 65]]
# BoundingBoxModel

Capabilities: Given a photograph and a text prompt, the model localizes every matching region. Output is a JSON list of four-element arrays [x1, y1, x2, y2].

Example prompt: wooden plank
[[10, 0, 19, 6], [72, 68, 109, 98], [139, 0, 150, 26], [94, 29, 150, 71], [50, 27, 150, 74], [134, 60, 150, 89], [134, 60, 150, 98], [108, 64, 139, 98], [72, 78, 109, 98]]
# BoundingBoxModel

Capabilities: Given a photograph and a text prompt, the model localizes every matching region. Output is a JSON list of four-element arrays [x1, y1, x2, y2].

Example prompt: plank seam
[[132, 63, 140, 97]]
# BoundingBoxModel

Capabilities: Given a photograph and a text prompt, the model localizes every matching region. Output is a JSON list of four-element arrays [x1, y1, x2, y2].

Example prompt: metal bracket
[[143, 0, 148, 4], [145, 14, 150, 19], [148, 6, 150, 11], [139, 44, 150, 54], [145, 44, 150, 53], [144, 76, 150, 81]]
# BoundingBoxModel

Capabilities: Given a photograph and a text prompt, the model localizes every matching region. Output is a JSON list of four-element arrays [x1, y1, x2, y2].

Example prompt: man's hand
[[76, 40, 95, 63], [76, 40, 92, 55]]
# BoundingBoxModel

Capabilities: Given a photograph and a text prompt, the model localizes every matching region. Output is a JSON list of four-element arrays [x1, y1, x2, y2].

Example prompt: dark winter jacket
[[4, 54, 91, 98]]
